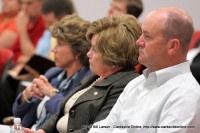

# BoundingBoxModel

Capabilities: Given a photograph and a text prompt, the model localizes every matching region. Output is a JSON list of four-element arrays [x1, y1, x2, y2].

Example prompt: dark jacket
[[12, 67, 91, 128], [191, 52, 200, 84], [39, 68, 139, 133]]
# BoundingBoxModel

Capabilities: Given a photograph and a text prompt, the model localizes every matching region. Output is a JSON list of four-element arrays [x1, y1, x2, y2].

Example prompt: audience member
[[0, 0, 45, 123], [11, 0, 45, 64], [187, 38, 200, 84], [89, 7, 200, 133], [9, 0, 76, 80], [190, 58, 200, 84], [23, 14, 142, 133], [0, 1, 75, 122], [107, 0, 143, 18], [12, 14, 91, 129], [36, 0, 76, 58], [0, 0, 21, 48]]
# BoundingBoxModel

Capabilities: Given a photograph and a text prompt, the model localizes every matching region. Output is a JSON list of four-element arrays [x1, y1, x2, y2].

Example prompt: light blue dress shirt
[[36, 29, 51, 57]]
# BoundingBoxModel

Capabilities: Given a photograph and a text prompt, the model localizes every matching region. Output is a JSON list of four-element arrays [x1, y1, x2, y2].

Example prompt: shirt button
[[94, 91, 98, 95], [70, 109, 76, 118]]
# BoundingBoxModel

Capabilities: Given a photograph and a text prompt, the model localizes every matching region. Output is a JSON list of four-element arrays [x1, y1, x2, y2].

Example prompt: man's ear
[[168, 39, 180, 55]]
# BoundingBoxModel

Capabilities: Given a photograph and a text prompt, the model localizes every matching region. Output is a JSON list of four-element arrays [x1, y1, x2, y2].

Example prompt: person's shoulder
[[81, 66, 92, 75], [118, 68, 140, 79], [122, 74, 144, 92], [45, 67, 63, 74], [44, 67, 63, 79], [167, 79, 200, 106], [80, 72, 98, 85], [127, 74, 144, 85], [108, 69, 140, 87], [174, 73, 200, 96]]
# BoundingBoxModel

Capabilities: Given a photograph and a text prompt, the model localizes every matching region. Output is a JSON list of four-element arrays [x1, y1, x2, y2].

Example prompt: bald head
[[137, 7, 194, 71], [147, 7, 194, 52]]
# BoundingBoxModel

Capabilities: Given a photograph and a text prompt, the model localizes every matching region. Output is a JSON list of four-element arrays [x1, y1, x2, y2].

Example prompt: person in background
[[0, 0, 22, 123], [0, 1, 76, 122], [9, 0, 76, 80], [0, 0, 21, 48], [23, 14, 141, 133], [12, 14, 91, 129], [187, 38, 200, 84], [11, 0, 45, 64], [89, 7, 200, 133], [36, 0, 75, 59], [108, 0, 143, 18], [0, 0, 45, 123]]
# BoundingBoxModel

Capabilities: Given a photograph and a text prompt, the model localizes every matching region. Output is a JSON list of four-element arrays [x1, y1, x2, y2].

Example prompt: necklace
[[71, 77, 103, 99]]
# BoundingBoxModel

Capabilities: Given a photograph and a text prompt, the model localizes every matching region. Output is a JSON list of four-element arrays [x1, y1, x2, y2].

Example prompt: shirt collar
[[143, 61, 191, 88]]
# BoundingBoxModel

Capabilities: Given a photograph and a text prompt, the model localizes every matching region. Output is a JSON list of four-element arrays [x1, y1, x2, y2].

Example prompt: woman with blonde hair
[[24, 14, 142, 133], [12, 14, 91, 129]]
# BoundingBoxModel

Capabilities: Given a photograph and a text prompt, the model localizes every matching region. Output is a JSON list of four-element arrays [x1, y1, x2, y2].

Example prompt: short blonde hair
[[86, 14, 141, 68], [50, 14, 91, 66]]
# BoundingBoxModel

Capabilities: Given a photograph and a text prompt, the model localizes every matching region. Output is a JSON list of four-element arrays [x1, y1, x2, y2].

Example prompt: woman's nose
[[87, 48, 92, 57], [136, 36, 144, 47]]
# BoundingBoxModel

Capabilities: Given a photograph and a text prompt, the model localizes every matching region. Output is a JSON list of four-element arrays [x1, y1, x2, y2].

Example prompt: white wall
[[139, 0, 200, 30], [73, 0, 199, 30], [73, 0, 110, 22], [0, 0, 198, 29]]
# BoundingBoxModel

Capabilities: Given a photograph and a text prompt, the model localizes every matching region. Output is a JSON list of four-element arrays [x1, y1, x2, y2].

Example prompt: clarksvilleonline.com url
[[82, 125, 195, 129]]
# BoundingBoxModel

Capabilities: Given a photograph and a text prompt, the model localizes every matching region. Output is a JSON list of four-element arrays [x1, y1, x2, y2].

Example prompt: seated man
[[0, 0, 21, 49], [89, 7, 200, 133], [11, 0, 45, 64], [0, 0, 44, 123]]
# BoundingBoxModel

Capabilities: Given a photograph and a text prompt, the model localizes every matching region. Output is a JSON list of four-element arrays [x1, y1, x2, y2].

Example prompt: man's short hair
[[127, 0, 143, 18], [42, 0, 76, 19], [113, 0, 143, 18]]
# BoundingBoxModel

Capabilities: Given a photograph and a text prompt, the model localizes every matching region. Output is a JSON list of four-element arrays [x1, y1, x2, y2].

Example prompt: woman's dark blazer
[[39, 68, 139, 133], [12, 67, 91, 128]]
